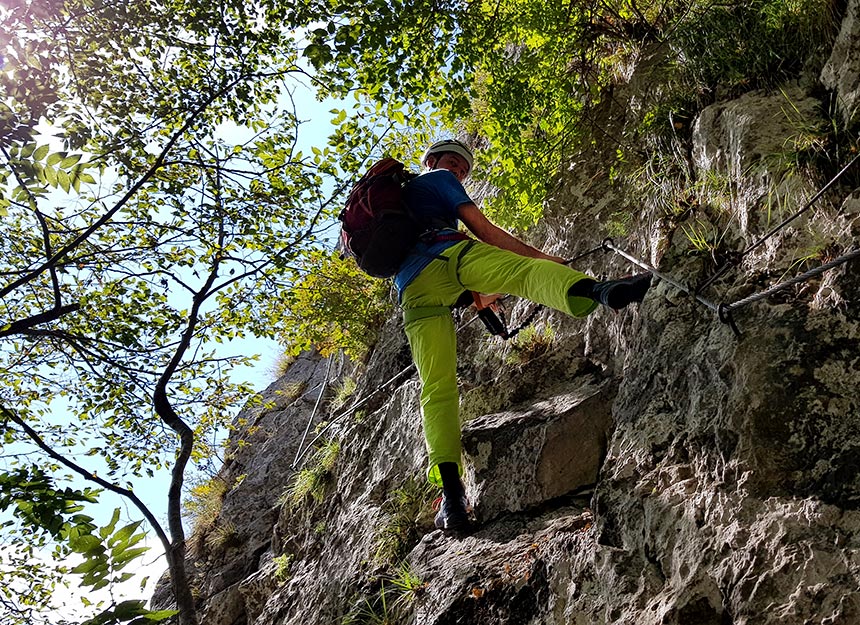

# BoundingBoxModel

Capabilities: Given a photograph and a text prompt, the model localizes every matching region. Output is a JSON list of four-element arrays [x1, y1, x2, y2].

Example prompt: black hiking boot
[[590, 273, 652, 309], [434, 491, 471, 532]]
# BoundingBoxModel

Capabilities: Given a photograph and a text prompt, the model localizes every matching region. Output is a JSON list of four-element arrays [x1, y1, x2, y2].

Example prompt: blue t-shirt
[[394, 170, 474, 296]]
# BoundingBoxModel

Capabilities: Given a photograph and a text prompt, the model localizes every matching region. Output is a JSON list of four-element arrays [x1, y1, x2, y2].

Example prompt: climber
[[399, 139, 651, 531]]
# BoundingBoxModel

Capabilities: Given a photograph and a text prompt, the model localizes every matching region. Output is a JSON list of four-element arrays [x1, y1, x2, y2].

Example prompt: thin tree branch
[[1, 405, 171, 553], [0, 72, 256, 301], [0, 144, 63, 304]]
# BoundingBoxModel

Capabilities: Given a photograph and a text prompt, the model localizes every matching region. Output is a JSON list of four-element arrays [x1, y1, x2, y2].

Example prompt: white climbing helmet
[[421, 139, 474, 174]]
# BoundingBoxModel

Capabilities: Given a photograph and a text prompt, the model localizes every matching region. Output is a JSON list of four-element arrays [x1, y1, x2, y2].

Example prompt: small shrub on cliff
[[671, 0, 838, 97], [277, 251, 393, 360]]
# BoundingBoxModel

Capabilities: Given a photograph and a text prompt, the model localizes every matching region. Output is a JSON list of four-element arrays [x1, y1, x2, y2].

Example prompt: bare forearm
[[480, 226, 562, 261], [458, 203, 563, 263]]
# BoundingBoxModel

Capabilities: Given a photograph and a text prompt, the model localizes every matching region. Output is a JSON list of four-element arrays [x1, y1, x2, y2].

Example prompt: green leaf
[[99, 509, 121, 540], [109, 521, 142, 547], [128, 609, 179, 624], [71, 556, 103, 574], [70, 534, 103, 554], [44, 165, 58, 187], [33, 145, 49, 161], [111, 546, 149, 568], [57, 169, 71, 193], [61, 154, 83, 168]]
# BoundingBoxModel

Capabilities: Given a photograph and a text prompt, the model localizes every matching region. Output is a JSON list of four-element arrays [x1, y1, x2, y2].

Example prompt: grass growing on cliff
[[270, 352, 297, 380], [183, 476, 229, 555], [331, 377, 358, 411], [342, 563, 426, 625], [504, 324, 555, 366], [284, 439, 341, 507], [765, 88, 860, 189], [373, 478, 437, 566], [273, 553, 295, 583]]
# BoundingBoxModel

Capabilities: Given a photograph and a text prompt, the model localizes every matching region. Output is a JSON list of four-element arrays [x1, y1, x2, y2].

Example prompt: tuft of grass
[[504, 324, 555, 366], [765, 88, 860, 189], [342, 588, 394, 625], [331, 377, 357, 411], [279, 381, 308, 401], [605, 210, 632, 238], [342, 564, 426, 625], [389, 561, 426, 600], [282, 440, 341, 507], [373, 478, 437, 566], [270, 351, 297, 380], [183, 476, 229, 554], [777, 230, 834, 282], [273, 553, 295, 583], [205, 521, 239, 553], [680, 218, 731, 260]]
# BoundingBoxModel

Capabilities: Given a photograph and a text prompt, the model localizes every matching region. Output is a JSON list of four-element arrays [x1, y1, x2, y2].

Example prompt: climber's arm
[[458, 203, 564, 263]]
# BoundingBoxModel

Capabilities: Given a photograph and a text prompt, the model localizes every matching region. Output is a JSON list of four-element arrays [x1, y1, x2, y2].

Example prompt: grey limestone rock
[[822, 0, 860, 127], [463, 376, 615, 522]]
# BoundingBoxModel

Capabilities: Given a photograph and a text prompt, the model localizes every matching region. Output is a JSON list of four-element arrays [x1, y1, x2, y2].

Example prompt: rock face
[[156, 5, 860, 624], [463, 376, 614, 523], [822, 0, 860, 127]]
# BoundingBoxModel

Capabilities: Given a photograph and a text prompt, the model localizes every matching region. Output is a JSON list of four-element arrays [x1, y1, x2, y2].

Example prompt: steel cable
[[601, 238, 721, 313], [697, 150, 860, 293], [292, 355, 335, 469], [601, 238, 859, 336], [723, 247, 860, 313]]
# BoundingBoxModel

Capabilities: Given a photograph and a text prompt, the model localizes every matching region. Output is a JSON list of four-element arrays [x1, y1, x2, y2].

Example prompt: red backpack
[[339, 158, 420, 278]]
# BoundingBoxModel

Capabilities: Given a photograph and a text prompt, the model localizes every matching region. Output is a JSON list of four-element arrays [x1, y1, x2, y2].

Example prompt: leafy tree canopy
[[303, 0, 840, 227], [0, 0, 431, 623]]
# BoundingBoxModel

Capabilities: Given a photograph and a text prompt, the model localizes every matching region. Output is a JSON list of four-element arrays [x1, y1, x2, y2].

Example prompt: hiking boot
[[434, 491, 471, 531], [591, 273, 652, 309]]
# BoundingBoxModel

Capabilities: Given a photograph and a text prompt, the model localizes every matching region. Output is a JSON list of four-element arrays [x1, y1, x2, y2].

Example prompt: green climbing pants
[[401, 239, 598, 485]]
